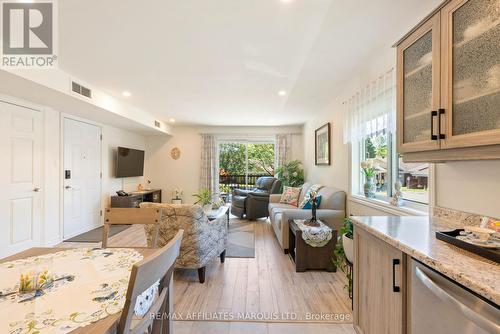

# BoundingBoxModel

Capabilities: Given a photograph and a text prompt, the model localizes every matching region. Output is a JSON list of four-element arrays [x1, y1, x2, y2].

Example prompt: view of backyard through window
[[397, 157, 429, 204], [362, 133, 429, 205], [363, 134, 389, 197], [218, 142, 275, 193]]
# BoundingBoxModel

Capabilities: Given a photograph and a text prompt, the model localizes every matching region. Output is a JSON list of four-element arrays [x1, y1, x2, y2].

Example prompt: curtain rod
[[342, 67, 395, 105]]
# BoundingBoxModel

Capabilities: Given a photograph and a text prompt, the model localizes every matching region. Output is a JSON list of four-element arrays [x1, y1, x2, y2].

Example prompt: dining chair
[[102, 208, 162, 248], [118, 229, 183, 334]]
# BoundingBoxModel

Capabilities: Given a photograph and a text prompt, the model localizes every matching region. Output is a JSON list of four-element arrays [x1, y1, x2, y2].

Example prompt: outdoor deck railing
[[219, 173, 270, 193]]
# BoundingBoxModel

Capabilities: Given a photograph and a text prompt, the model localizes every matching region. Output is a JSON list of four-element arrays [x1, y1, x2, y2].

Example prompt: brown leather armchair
[[231, 177, 282, 220]]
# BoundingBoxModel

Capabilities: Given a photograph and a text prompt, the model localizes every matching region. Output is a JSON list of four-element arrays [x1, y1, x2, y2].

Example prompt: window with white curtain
[[345, 68, 429, 206]]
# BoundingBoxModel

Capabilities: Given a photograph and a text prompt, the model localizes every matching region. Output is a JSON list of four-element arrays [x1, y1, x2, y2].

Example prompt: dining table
[[0, 247, 156, 334]]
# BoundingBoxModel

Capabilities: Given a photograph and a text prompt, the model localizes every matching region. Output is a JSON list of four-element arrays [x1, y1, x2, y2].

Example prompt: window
[[363, 133, 389, 197], [218, 141, 275, 194], [346, 69, 429, 207], [397, 157, 429, 204], [356, 127, 429, 205]]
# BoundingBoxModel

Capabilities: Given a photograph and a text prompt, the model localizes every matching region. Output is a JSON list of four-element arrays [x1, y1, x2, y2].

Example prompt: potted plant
[[172, 187, 183, 204], [360, 159, 377, 198], [333, 218, 354, 295], [275, 160, 305, 188], [192, 188, 213, 213], [341, 218, 354, 263]]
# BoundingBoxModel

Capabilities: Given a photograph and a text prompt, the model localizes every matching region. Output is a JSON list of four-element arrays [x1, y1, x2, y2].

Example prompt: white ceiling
[[58, 0, 440, 126]]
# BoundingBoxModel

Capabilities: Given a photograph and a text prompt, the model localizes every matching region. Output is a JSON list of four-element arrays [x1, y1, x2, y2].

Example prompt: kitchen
[[351, 0, 500, 333]]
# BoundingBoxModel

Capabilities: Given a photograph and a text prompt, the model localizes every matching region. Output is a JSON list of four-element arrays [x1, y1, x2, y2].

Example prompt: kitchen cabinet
[[353, 227, 406, 334], [396, 0, 500, 162]]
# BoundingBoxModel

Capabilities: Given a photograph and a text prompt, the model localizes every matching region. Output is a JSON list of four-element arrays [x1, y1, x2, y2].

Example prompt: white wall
[[101, 124, 146, 206], [3, 68, 171, 135], [435, 161, 500, 218], [145, 125, 303, 204], [302, 17, 500, 219], [302, 44, 396, 216], [43, 108, 62, 245]]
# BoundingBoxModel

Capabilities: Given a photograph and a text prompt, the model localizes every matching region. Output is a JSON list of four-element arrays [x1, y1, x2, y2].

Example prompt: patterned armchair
[[139, 202, 228, 283]]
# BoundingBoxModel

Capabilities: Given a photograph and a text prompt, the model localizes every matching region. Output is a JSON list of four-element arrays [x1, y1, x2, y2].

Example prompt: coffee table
[[288, 219, 337, 272]]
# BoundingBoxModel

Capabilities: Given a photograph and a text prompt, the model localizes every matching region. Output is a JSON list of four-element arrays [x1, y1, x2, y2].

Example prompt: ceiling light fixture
[[169, 118, 176, 123], [278, 90, 287, 96], [122, 91, 131, 97]]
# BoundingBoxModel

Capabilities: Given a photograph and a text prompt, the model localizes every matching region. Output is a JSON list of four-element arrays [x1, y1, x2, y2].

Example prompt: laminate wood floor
[[60, 219, 353, 327], [174, 321, 355, 333]]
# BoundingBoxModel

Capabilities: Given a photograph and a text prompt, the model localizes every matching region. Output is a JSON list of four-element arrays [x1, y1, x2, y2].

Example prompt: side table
[[206, 204, 230, 226], [288, 219, 337, 272]]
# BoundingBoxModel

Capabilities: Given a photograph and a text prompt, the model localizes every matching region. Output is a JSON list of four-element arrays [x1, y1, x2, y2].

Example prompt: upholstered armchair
[[139, 202, 228, 283], [231, 176, 282, 220]]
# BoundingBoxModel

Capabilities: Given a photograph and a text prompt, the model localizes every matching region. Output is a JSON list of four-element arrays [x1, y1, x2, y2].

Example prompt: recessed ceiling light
[[280, 0, 292, 3], [122, 91, 131, 97], [278, 90, 287, 96], [169, 118, 176, 123]]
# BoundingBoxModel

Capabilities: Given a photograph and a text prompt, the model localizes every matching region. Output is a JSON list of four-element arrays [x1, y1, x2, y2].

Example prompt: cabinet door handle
[[430, 110, 438, 140], [392, 259, 400, 293], [438, 108, 446, 139]]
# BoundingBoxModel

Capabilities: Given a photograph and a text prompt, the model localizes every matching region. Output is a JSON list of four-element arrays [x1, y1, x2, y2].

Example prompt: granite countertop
[[351, 215, 500, 306]]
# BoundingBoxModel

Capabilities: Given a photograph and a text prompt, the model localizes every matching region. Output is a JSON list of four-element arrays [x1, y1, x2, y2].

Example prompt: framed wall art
[[315, 123, 331, 165]]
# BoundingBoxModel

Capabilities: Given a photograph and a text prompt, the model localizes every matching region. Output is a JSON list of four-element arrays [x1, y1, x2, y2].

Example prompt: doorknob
[[34, 187, 42, 192], [65, 186, 72, 189]]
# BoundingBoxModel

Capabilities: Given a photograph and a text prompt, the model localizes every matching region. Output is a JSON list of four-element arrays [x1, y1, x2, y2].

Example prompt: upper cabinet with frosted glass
[[396, 0, 500, 162]]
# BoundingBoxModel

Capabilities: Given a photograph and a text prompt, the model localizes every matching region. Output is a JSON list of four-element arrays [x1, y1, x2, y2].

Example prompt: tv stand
[[110, 189, 162, 208]]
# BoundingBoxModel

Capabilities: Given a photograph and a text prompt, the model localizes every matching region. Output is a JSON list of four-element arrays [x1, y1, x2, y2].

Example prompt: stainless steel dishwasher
[[410, 259, 500, 334]]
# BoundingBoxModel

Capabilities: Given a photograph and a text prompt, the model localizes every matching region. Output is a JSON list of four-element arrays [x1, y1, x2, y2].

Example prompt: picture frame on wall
[[315, 123, 331, 165]]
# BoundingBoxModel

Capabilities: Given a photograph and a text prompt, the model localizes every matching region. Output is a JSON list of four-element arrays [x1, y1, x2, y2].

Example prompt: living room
[[1, 0, 499, 333]]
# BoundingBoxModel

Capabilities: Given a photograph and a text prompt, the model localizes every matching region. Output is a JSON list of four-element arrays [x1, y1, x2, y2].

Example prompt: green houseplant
[[360, 159, 377, 198], [192, 188, 213, 212], [275, 160, 305, 188], [333, 218, 354, 295]]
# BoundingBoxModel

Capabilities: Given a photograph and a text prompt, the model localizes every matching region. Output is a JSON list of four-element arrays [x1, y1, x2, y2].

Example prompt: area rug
[[64, 225, 131, 242], [226, 220, 255, 258]]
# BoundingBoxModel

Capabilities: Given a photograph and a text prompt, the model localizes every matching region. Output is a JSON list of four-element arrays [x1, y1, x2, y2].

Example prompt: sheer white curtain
[[275, 133, 291, 170], [200, 134, 219, 194], [343, 68, 396, 144]]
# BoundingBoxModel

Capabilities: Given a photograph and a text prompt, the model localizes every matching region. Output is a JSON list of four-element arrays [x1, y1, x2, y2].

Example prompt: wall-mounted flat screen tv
[[116, 147, 145, 177]]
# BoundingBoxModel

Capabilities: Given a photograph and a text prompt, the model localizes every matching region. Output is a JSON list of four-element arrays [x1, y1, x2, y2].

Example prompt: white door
[[0, 101, 43, 258], [63, 118, 102, 239]]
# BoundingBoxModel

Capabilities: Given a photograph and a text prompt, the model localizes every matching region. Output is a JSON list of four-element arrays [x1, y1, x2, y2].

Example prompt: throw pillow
[[280, 186, 301, 207], [299, 184, 324, 208], [302, 195, 322, 209]]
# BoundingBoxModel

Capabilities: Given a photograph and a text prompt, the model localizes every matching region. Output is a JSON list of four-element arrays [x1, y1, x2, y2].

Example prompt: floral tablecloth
[[0, 248, 143, 334], [295, 219, 333, 247]]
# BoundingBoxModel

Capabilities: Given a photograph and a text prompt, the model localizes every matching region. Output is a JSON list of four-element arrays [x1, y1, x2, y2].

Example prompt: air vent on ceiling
[[154, 120, 161, 128], [71, 81, 92, 98]]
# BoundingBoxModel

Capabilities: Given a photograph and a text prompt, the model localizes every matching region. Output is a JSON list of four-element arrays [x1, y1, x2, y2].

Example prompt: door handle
[[438, 108, 446, 139], [65, 186, 72, 189], [33, 187, 42, 192], [430, 110, 438, 140], [392, 259, 400, 292], [415, 267, 499, 333]]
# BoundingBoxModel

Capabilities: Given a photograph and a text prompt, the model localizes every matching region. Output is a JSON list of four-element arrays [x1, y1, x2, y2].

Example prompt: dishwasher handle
[[415, 267, 500, 333]]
